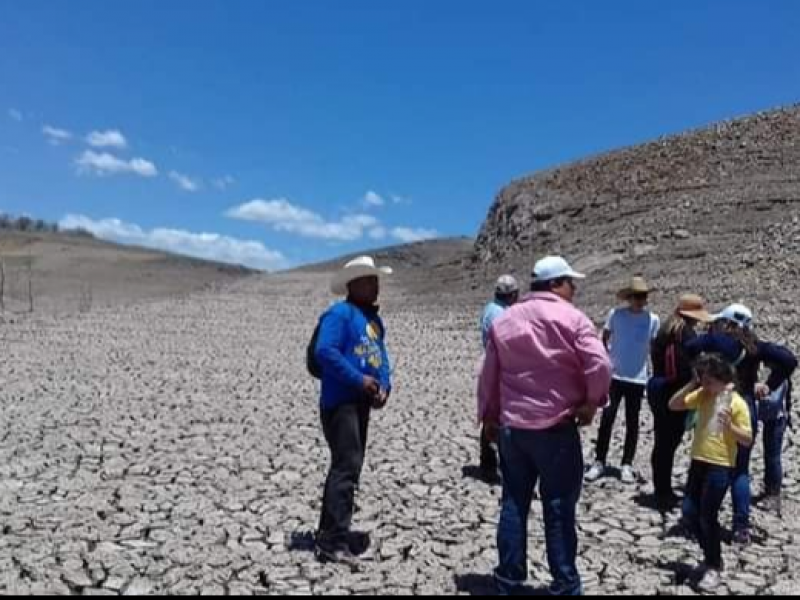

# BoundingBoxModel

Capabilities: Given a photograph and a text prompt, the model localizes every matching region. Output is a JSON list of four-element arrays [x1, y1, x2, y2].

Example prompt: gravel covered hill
[[473, 105, 800, 343]]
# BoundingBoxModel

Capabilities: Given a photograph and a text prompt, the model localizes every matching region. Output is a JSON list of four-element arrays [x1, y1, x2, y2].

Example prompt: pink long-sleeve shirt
[[478, 292, 612, 431]]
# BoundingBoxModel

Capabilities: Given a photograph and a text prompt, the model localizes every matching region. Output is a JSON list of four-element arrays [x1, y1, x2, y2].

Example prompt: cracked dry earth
[[1, 272, 799, 596]]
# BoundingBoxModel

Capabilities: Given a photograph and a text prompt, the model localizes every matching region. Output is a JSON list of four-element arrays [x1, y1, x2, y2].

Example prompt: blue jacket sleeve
[[315, 309, 364, 391], [759, 342, 798, 391], [684, 333, 742, 364]]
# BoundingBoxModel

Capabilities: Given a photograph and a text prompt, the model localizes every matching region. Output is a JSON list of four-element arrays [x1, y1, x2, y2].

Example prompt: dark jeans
[[596, 379, 645, 466], [318, 401, 371, 546], [685, 461, 733, 570], [763, 417, 788, 495], [480, 424, 499, 472], [732, 395, 758, 533], [495, 424, 584, 596], [649, 388, 688, 500]]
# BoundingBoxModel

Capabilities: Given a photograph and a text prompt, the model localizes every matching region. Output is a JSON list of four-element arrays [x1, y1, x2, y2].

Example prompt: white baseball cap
[[532, 256, 586, 282], [713, 303, 754, 329], [495, 275, 520, 295]]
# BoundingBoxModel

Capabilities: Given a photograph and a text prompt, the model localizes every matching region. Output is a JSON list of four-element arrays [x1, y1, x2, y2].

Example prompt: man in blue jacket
[[314, 256, 393, 563]]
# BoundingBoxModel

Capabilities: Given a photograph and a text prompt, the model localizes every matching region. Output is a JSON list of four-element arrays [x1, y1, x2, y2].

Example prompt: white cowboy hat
[[330, 256, 393, 296]]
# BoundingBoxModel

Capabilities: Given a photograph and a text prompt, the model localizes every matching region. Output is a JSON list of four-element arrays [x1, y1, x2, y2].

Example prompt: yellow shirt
[[685, 389, 752, 468]]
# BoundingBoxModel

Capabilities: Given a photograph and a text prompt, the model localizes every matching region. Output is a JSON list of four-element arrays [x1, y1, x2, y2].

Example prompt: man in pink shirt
[[478, 256, 612, 596]]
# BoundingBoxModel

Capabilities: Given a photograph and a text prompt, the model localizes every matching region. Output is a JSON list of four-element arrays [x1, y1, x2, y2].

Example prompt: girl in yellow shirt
[[669, 354, 753, 592]]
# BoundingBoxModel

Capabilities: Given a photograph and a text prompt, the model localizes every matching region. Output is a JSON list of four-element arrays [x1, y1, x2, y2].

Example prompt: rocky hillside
[[473, 105, 800, 339]]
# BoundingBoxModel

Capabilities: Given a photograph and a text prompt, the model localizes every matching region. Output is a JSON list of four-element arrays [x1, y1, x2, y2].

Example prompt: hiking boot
[[585, 462, 606, 483], [733, 529, 752, 546], [620, 465, 637, 485], [696, 568, 722, 593]]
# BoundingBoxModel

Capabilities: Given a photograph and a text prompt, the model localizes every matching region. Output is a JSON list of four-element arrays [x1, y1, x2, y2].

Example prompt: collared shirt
[[479, 292, 612, 431]]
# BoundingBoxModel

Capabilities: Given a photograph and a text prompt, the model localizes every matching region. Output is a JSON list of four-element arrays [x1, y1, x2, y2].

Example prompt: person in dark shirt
[[648, 294, 714, 512]]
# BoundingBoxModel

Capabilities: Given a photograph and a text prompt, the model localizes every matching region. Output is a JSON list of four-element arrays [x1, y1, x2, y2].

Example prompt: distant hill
[[0, 231, 257, 316], [295, 238, 475, 273]]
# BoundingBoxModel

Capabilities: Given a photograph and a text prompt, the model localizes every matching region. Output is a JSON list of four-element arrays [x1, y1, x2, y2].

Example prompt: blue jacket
[[685, 333, 797, 397], [315, 301, 392, 411]]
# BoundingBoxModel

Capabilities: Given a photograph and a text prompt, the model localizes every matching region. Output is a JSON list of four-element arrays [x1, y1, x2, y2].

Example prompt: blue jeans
[[685, 461, 733, 570], [732, 395, 758, 533], [763, 417, 788, 495], [495, 424, 584, 596]]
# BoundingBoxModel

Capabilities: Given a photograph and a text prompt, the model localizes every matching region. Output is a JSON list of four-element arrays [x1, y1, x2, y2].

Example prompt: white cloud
[[369, 226, 388, 241], [59, 214, 286, 271], [391, 227, 439, 243], [8, 109, 23, 122], [42, 125, 73, 146], [86, 129, 128, 150], [75, 150, 158, 178], [362, 190, 386, 208], [169, 171, 202, 192], [213, 176, 236, 191], [391, 194, 413, 205], [227, 198, 381, 242]]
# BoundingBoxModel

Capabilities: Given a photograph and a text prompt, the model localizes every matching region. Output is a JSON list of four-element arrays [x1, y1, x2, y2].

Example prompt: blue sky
[[2, 1, 800, 270]]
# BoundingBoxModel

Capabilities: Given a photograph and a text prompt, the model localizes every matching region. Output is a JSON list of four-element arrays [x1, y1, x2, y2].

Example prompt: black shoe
[[347, 531, 371, 556], [656, 493, 681, 513], [315, 540, 357, 565], [480, 463, 502, 485]]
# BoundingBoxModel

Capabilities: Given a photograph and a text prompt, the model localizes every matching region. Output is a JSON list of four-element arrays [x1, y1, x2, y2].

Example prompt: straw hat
[[677, 294, 713, 323], [617, 276, 653, 301]]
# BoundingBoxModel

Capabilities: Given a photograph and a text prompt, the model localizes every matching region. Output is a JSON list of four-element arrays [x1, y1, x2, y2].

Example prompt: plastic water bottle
[[708, 389, 734, 436]]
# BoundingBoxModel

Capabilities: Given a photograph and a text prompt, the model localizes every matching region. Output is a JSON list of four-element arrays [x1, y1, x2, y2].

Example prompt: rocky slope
[[473, 105, 800, 339]]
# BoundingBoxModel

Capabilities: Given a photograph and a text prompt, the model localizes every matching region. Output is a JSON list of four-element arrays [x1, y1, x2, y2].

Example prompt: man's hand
[[755, 383, 770, 401], [372, 389, 390, 410], [483, 420, 500, 443], [362, 376, 381, 399], [575, 404, 598, 427]]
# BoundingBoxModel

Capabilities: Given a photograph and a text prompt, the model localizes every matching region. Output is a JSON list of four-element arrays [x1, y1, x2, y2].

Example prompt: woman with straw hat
[[648, 294, 714, 512]]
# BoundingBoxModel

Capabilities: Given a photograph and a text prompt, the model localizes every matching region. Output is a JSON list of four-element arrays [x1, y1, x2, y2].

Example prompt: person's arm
[[602, 329, 611, 351], [721, 397, 754, 447], [684, 333, 712, 358], [478, 333, 502, 426], [576, 315, 613, 408], [725, 416, 754, 447], [761, 342, 798, 393], [315, 310, 373, 392], [670, 381, 700, 412], [602, 309, 615, 351]]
